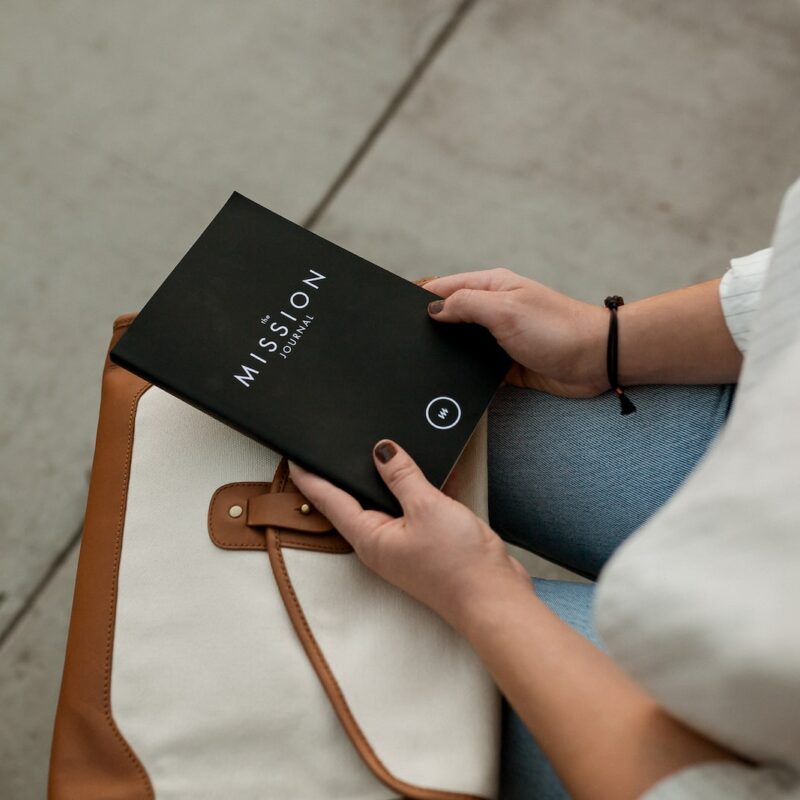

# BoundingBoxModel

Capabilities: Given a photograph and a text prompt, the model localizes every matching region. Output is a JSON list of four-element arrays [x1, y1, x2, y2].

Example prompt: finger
[[427, 286, 512, 333], [372, 440, 440, 516], [423, 268, 521, 298], [288, 461, 391, 548]]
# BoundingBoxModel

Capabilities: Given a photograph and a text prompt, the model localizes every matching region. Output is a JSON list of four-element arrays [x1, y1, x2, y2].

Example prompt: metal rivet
[[228, 504, 243, 519], [299, 503, 311, 515]]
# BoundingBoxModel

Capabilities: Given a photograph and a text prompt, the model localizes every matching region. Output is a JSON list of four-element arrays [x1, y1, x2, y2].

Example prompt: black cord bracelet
[[604, 296, 637, 416]]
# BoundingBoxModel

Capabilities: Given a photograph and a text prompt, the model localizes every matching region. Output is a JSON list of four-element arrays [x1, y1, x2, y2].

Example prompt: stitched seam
[[214, 542, 266, 550], [281, 541, 351, 553], [270, 462, 481, 800], [103, 381, 154, 798]]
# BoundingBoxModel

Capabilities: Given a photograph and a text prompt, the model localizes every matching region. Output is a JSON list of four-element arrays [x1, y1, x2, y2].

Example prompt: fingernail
[[428, 299, 445, 315], [374, 440, 397, 464]]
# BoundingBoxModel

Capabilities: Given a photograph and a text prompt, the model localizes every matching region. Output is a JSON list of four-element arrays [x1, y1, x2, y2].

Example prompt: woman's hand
[[423, 268, 744, 392], [288, 439, 532, 633], [423, 268, 609, 398]]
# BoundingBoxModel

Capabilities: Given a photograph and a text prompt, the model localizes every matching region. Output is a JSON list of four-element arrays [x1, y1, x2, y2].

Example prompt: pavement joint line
[[0, 0, 477, 661], [303, 0, 477, 230], [0, 520, 83, 654]]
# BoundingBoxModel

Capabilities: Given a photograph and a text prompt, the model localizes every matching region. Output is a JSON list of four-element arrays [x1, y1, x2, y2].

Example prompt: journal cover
[[111, 192, 511, 514]]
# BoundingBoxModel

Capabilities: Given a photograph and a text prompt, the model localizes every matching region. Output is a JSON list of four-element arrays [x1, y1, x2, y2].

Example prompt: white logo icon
[[425, 396, 462, 430]]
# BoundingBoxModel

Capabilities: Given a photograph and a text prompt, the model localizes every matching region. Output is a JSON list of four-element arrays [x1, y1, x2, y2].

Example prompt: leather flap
[[208, 478, 346, 552], [208, 482, 271, 551]]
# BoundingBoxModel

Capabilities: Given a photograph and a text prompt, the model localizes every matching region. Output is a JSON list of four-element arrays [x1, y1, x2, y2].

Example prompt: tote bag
[[49, 312, 501, 800]]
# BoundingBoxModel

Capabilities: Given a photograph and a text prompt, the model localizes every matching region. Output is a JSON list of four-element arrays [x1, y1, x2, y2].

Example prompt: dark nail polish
[[428, 299, 445, 315], [374, 441, 397, 464]]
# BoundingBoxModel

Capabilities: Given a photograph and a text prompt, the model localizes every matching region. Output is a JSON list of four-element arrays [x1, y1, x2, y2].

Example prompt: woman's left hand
[[288, 439, 532, 633]]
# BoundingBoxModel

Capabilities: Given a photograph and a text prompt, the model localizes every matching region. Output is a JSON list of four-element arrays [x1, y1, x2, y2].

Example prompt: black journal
[[111, 192, 511, 514]]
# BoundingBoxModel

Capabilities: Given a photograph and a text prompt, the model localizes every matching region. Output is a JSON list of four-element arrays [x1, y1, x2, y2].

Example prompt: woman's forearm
[[589, 279, 743, 387], [458, 583, 738, 800]]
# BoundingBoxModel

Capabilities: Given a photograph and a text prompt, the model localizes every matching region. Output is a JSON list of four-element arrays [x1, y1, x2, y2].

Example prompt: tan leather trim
[[266, 459, 487, 800], [208, 481, 350, 552], [49, 314, 154, 799]]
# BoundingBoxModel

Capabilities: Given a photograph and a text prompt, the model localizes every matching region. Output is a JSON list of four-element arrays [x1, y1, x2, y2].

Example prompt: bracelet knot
[[604, 296, 637, 416]]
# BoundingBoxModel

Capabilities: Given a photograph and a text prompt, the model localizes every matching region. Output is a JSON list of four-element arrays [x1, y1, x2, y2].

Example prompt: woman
[[289, 181, 800, 798]]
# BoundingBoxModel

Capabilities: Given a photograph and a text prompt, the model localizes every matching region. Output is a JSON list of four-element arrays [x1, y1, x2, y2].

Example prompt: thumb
[[373, 439, 440, 516], [427, 288, 509, 334]]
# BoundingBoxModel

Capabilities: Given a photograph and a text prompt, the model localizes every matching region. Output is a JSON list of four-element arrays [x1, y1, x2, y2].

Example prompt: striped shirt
[[596, 177, 800, 799], [719, 247, 772, 352]]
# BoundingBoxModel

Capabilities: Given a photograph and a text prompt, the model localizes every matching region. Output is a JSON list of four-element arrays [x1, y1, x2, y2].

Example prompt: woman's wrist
[[572, 303, 611, 392], [452, 573, 540, 644], [614, 281, 742, 387]]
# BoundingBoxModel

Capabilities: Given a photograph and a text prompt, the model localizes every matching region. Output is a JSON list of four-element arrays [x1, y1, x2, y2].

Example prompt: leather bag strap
[[247, 491, 333, 532]]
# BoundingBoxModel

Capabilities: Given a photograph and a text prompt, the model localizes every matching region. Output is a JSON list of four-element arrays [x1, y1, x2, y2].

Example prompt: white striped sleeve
[[719, 247, 772, 352], [641, 762, 800, 800]]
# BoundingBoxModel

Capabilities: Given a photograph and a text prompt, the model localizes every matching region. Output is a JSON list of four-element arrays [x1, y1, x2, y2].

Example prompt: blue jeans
[[487, 384, 735, 800]]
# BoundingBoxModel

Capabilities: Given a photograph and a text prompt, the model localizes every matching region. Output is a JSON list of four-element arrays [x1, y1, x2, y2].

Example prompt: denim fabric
[[488, 384, 734, 579], [488, 384, 734, 800]]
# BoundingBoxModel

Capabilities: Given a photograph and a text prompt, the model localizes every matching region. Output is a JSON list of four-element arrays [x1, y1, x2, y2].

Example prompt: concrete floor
[[2, 1, 799, 796]]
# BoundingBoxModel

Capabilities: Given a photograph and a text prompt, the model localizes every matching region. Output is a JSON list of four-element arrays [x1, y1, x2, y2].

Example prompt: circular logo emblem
[[425, 396, 462, 430]]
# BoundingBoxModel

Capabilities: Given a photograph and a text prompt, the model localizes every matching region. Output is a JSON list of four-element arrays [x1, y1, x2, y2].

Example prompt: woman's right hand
[[423, 268, 610, 398]]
